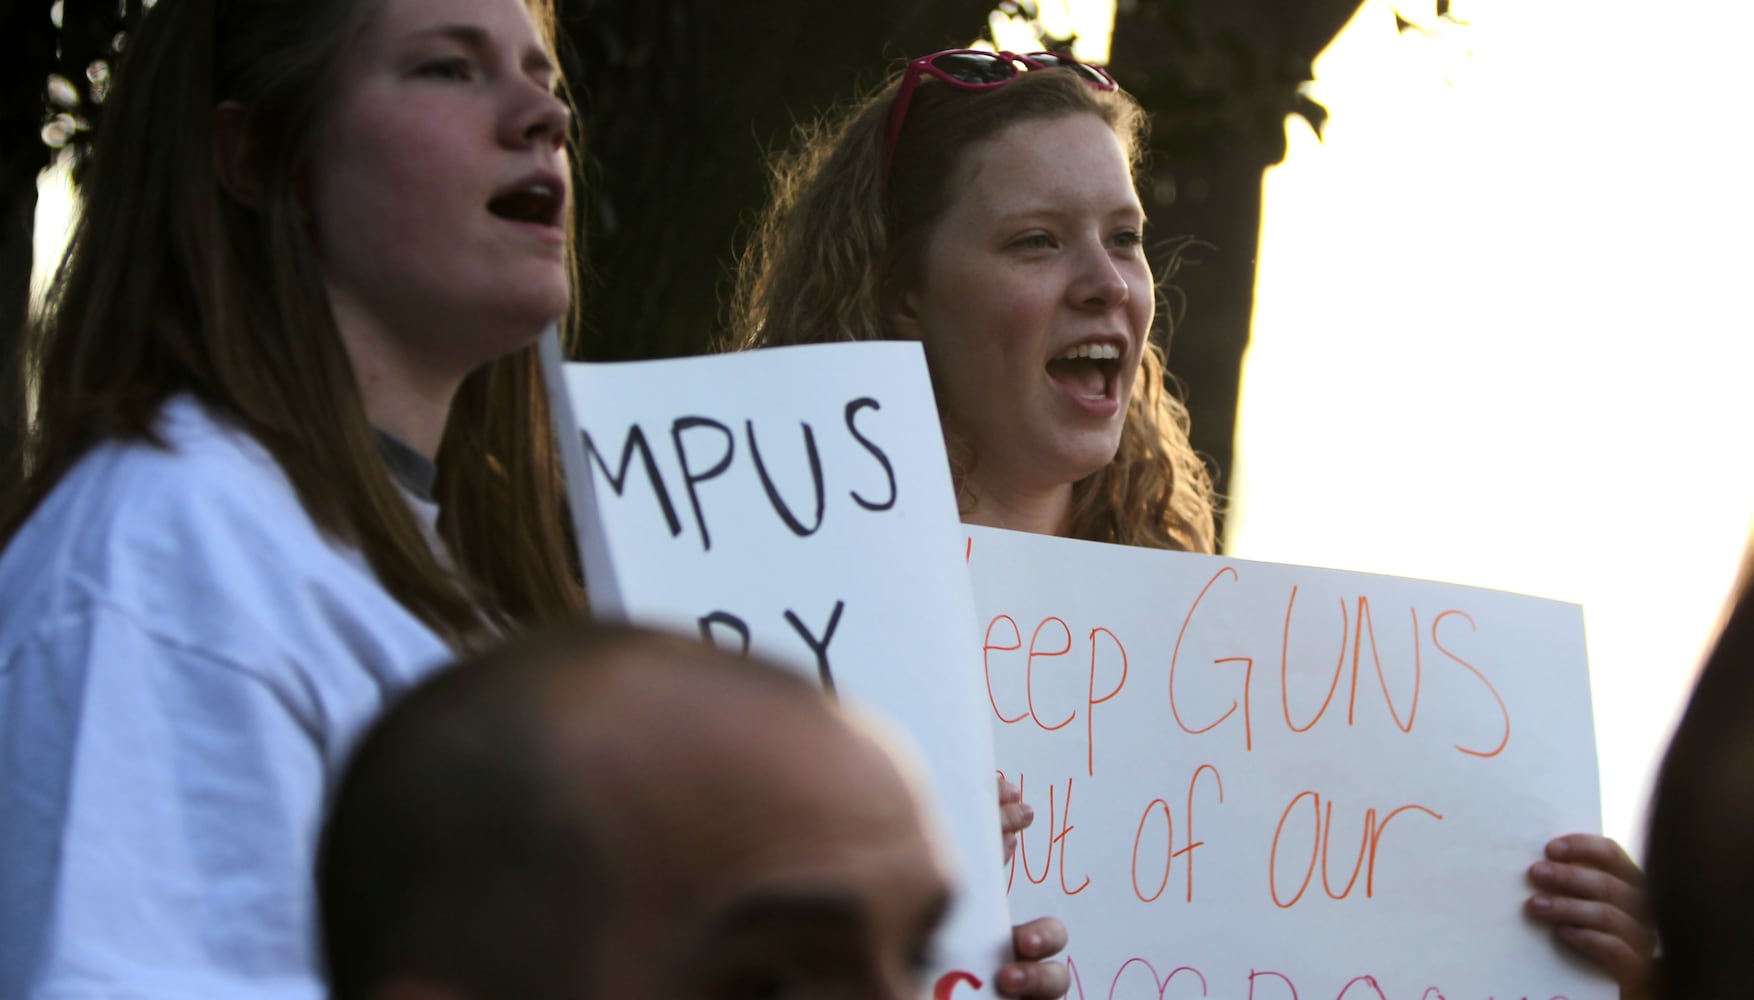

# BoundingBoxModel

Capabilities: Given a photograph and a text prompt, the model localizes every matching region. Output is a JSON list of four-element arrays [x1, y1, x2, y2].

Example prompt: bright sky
[[989, 0, 1116, 62], [1229, 0, 1753, 852], [30, 154, 75, 315]]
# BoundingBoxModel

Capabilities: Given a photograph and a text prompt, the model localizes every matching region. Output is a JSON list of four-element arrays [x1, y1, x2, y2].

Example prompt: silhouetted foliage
[[1103, 0, 1364, 534]]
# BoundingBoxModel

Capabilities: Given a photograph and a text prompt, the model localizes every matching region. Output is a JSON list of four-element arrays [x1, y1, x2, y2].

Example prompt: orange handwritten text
[[933, 970, 982, 998], [1280, 586, 1350, 733], [1170, 567, 1510, 756], [1432, 610, 1510, 757], [1005, 774, 1092, 897], [983, 615, 1027, 724], [1061, 955, 1572, 1000], [1169, 567, 1252, 747], [1269, 791, 1445, 907], [985, 615, 1131, 777], [1130, 764, 1225, 904], [1028, 618, 1076, 731]]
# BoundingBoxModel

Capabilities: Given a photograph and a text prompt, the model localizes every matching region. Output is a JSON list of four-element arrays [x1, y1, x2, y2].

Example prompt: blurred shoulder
[[0, 395, 443, 674], [14, 395, 324, 568]]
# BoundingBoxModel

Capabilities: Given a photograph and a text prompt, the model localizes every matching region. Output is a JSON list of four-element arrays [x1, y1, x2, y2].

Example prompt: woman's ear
[[212, 100, 260, 207], [884, 279, 925, 342]]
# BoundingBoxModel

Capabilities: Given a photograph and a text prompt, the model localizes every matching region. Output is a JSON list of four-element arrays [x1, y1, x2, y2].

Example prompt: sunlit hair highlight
[[730, 66, 1216, 553], [6, 0, 586, 645]]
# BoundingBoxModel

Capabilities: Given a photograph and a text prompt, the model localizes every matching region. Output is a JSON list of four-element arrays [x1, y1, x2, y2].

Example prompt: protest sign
[[541, 337, 1012, 996], [967, 525, 1609, 1000]]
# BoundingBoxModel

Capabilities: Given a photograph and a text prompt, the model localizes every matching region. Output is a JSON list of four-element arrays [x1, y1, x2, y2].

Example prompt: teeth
[[500, 182, 557, 204], [1053, 343, 1121, 361]]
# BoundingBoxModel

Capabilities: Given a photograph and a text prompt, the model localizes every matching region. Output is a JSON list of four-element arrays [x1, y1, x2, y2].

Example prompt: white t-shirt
[[0, 396, 453, 999]]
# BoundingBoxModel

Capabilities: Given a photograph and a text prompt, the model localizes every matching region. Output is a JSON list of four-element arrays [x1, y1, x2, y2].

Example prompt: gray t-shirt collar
[[373, 429, 437, 504]]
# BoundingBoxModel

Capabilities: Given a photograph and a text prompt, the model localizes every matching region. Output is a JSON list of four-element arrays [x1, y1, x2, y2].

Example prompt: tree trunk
[[565, 0, 994, 361], [1109, 0, 1365, 545]]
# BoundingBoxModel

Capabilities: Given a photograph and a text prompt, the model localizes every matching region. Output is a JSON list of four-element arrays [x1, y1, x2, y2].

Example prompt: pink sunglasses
[[882, 48, 1119, 181]]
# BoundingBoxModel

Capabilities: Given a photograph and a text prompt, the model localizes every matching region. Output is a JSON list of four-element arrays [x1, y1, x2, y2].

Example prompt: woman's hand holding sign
[[1000, 774, 1035, 863], [1525, 833, 1656, 999], [991, 774, 1069, 999]]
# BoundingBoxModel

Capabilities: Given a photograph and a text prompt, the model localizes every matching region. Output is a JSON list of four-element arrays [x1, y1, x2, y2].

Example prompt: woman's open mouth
[[487, 180, 565, 231], [1046, 341, 1122, 403]]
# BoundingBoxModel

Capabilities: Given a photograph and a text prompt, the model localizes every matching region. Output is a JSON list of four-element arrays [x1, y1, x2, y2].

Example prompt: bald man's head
[[318, 624, 951, 1000]]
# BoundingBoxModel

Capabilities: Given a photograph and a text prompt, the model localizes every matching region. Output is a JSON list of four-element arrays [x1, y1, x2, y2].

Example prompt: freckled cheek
[[1127, 272, 1155, 332], [921, 264, 1041, 384], [343, 115, 480, 211], [957, 284, 1039, 362], [1130, 295, 1154, 332], [317, 178, 439, 255]]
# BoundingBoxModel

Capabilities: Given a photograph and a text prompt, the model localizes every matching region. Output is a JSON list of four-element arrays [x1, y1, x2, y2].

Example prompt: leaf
[[1293, 93, 1329, 141]]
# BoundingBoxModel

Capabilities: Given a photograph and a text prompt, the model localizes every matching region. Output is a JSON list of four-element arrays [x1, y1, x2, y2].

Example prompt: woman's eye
[[1111, 229, 1145, 249], [416, 58, 473, 82], [1012, 233, 1055, 250]]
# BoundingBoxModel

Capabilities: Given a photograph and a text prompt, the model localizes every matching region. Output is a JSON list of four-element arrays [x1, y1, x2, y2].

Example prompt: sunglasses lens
[[929, 51, 1019, 85], [1026, 52, 1116, 88]]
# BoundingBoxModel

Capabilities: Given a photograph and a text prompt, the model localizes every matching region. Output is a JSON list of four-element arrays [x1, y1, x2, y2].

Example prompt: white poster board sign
[[543, 338, 1012, 996], [966, 525, 1611, 1000]]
